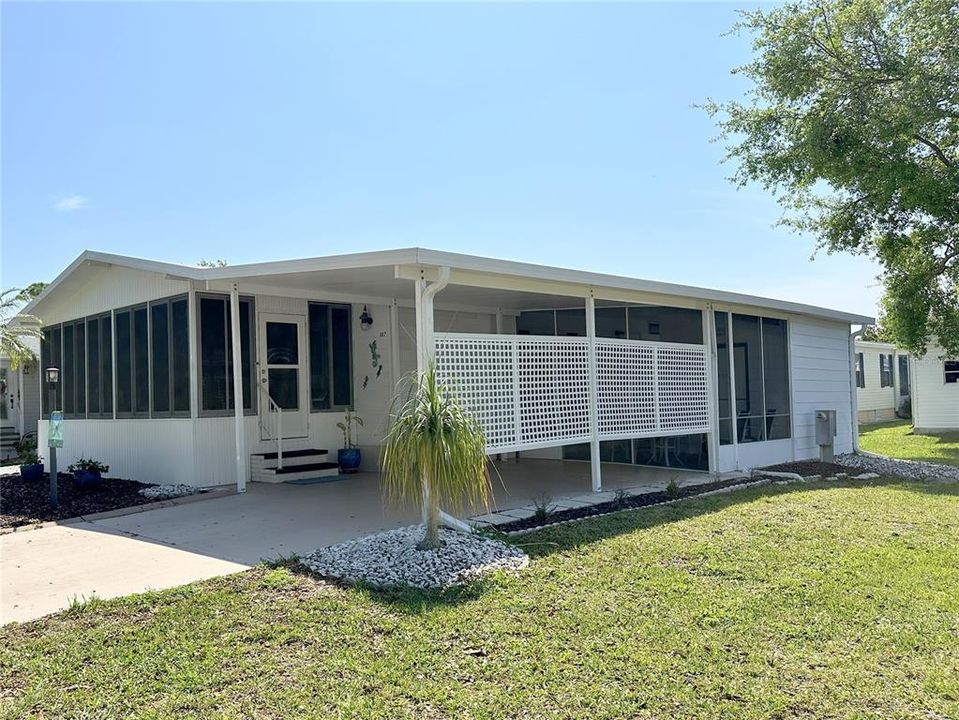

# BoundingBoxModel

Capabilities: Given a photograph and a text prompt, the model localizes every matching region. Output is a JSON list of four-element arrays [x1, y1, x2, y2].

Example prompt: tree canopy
[[707, 0, 959, 355]]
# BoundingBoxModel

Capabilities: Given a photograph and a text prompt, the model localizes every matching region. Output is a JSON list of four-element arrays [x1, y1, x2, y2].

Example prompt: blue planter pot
[[73, 469, 102, 489], [19, 464, 44, 482], [338, 448, 362, 473]]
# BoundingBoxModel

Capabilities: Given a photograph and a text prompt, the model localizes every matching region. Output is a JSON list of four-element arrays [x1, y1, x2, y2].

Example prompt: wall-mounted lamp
[[360, 305, 374, 332], [45, 367, 60, 385]]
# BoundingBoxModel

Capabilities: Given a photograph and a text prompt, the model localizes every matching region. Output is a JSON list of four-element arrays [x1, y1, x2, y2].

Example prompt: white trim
[[230, 284, 247, 493], [585, 293, 602, 492]]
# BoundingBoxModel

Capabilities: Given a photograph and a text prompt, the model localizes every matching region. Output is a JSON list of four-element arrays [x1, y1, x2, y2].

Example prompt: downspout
[[415, 267, 469, 531], [848, 326, 867, 453]]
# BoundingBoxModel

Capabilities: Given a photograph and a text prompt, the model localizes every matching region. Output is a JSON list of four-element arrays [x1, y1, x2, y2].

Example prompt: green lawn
[[2, 479, 958, 719], [860, 420, 959, 466]]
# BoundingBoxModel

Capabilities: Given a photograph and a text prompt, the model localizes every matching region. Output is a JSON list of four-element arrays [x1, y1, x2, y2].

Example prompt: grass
[[1, 479, 958, 719], [860, 419, 959, 466]]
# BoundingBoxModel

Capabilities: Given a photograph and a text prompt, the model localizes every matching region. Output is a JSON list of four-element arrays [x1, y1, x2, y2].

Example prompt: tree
[[706, 0, 959, 355], [380, 365, 492, 550], [197, 259, 227, 267], [1, 288, 42, 369]]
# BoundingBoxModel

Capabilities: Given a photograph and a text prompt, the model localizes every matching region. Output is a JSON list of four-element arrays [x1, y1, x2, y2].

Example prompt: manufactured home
[[0, 339, 42, 460], [910, 341, 959, 432], [853, 340, 910, 424], [20, 249, 872, 501]]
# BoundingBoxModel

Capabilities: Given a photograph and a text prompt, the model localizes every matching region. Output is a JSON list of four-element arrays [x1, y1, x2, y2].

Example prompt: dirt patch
[[759, 460, 854, 477], [495, 477, 754, 533], [1, 473, 157, 529]]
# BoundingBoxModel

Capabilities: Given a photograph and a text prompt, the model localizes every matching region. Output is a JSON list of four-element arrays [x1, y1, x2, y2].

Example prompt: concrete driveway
[[2, 473, 419, 624], [2, 460, 703, 624]]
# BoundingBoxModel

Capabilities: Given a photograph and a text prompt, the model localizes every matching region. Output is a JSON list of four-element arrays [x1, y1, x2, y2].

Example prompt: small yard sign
[[49, 411, 64, 448]]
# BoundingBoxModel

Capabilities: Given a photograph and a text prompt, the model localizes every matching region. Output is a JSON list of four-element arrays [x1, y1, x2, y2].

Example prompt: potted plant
[[336, 409, 365, 473], [18, 445, 44, 482], [68, 457, 110, 489]]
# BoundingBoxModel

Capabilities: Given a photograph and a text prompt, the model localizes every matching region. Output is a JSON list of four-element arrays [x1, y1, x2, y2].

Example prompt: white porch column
[[389, 297, 401, 391], [703, 304, 720, 474], [230, 283, 247, 493], [585, 292, 602, 492]]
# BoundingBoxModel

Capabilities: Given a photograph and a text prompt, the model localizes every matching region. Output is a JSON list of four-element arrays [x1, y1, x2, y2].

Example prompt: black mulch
[[494, 476, 754, 533], [1, 474, 157, 529], [759, 460, 855, 477]]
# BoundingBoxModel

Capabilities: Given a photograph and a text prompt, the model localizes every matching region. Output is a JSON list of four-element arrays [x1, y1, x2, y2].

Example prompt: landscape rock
[[300, 524, 529, 590], [837, 453, 959, 483], [139, 484, 199, 500]]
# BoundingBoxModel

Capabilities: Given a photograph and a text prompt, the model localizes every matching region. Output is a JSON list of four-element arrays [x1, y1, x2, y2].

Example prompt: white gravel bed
[[139, 483, 201, 500], [837, 453, 959, 482], [300, 525, 529, 590]]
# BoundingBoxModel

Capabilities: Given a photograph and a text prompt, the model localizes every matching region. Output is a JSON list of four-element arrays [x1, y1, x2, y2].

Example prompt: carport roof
[[20, 247, 875, 326]]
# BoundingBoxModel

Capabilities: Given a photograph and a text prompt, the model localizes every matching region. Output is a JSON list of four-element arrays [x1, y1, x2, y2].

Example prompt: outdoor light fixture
[[360, 305, 373, 331], [45, 367, 60, 385]]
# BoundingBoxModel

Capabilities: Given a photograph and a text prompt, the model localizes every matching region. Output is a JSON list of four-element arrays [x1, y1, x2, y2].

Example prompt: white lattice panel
[[655, 345, 710, 432], [596, 339, 657, 438], [434, 333, 710, 454], [516, 338, 591, 446], [434, 336, 517, 450]]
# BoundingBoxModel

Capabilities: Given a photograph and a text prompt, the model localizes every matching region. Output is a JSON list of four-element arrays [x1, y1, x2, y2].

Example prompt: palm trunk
[[418, 471, 442, 550]]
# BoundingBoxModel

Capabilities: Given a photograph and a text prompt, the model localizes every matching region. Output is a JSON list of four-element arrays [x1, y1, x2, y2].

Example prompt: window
[[945, 360, 959, 384], [198, 294, 254, 414], [114, 305, 150, 417], [898, 355, 910, 395], [855, 352, 865, 388], [516, 305, 703, 343], [880, 354, 894, 387], [40, 326, 62, 415], [309, 303, 353, 411], [561, 434, 709, 471], [150, 297, 190, 416], [714, 312, 791, 444], [86, 314, 113, 418]]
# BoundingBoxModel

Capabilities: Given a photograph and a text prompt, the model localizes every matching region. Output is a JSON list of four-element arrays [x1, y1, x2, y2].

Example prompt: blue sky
[[2, 2, 881, 317]]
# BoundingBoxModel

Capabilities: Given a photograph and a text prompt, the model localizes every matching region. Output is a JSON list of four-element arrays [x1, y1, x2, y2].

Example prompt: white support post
[[726, 311, 740, 470], [703, 305, 719, 474], [389, 297, 400, 391], [230, 284, 247, 493], [585, 292, 602, 492]]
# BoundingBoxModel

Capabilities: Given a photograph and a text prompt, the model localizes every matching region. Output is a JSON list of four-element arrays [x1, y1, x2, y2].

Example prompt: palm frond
[[381, 364, 492, 517]]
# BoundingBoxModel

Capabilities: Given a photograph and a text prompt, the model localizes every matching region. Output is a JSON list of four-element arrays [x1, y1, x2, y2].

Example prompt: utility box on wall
[[815, 409, 837, 462]]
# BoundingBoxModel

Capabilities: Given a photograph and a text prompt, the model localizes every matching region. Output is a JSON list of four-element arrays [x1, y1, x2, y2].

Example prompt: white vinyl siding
[[790, 317, 854, 461], [911, 343, 959, 430], [856, 345, 897, 412]]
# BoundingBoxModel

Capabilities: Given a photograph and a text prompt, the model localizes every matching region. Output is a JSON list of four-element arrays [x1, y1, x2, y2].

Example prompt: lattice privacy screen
[[435, 333, 709, 454]]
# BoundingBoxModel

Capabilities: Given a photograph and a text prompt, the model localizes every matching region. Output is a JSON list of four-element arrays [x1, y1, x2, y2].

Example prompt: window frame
[[148, 295, 191, 418], [308, 301, 353, 413], [196, 292, 257, 417], [113, 303, 151, 419], [879, 353, 894, 388], [945, 360, 959, 384], [855, 352, 865, 388], [85, 312, 114, 419]]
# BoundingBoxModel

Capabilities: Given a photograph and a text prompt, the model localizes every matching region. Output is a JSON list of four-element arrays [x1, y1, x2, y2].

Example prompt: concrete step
[[250, 448, 329, 472], [252, 461, 340, 484]]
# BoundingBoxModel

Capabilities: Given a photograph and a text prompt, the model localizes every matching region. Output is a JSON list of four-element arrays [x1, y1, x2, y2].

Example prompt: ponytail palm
[[381, 364, 491, 550]]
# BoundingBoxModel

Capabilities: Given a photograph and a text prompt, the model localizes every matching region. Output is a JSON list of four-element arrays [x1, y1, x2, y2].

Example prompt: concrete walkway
[[2, 461, 706, 624]]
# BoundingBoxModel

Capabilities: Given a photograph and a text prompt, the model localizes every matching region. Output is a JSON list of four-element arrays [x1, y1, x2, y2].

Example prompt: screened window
[[555, 309, 586, 337], [40, 326, 62, 415], [516, 305, 702, 343], [516, 310, 557, 336], [86, 314, 113, 418], [879, 354, 894, 387], [198, 294, 254, 414], [114, 306, 150, 416], [855, 352, 865, 388], [628, 306, 702, 344], [114, 310, 133, 414], [945, 360, 959, 384], [309, 303, 353, 411], [595, 307, 627, 339], [714, 312, 791, 444], [150, 296, 190, 416]]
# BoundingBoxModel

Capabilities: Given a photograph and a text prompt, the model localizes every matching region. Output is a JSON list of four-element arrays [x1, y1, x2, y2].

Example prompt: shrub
[[67, 457, 110, 474]]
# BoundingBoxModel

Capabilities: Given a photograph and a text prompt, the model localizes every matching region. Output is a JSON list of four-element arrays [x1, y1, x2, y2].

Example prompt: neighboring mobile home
[[853, 340, 910, 424], [19, 248, 872, 506], [910, 341, 959, 432]]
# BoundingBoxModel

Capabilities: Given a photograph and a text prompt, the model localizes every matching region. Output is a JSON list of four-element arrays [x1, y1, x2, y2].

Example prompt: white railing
[[257, 384, 284, 469], [435, 333, 710, 454]]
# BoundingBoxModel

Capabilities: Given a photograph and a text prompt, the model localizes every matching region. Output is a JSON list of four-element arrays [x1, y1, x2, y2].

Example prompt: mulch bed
[[759, 460, 854, 477], [1, 473, 157, 529], [494, 477, 755, 533]]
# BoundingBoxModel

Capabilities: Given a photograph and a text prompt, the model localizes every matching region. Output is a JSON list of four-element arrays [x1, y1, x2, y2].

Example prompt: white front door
[[257, 313, 309, 439]]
